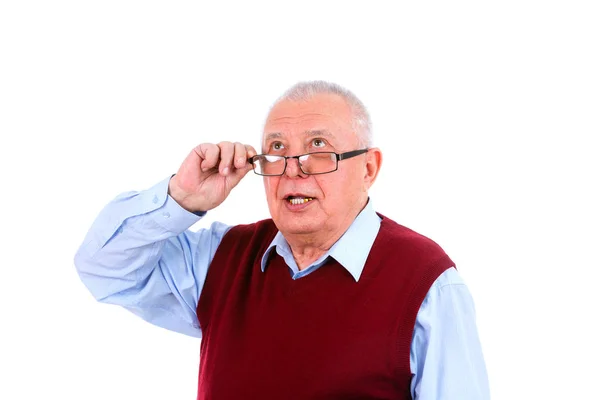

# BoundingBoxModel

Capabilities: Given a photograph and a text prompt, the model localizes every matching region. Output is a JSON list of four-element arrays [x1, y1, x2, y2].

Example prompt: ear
[[364, 148, 382, 190]]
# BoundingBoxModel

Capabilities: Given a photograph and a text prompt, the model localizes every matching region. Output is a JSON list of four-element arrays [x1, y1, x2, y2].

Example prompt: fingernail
[[222, 167, 229, 175]]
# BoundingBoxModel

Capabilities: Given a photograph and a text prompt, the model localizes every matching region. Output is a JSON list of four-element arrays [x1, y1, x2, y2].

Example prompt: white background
[[1, 1, 599, 399]]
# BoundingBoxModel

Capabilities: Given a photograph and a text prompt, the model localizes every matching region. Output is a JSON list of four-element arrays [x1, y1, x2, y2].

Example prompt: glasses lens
[[300, 153, 337, 174], [254, 155, 285, 175]]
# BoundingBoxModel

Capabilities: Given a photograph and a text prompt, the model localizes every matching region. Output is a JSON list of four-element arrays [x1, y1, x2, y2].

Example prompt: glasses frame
[[248, 148, 369, 176]]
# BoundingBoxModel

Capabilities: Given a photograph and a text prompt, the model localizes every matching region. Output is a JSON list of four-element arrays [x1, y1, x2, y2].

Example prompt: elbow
[[73, 246, 117, 303], [73, 244, 150, 304], [73, 250, 101, 302]]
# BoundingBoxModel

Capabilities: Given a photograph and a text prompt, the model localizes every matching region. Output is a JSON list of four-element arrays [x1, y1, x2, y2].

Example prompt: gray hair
[[269, 80, 373, 147]]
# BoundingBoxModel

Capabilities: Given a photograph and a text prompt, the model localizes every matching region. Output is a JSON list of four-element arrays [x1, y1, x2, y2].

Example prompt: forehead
[[263, 93, 355, 143]]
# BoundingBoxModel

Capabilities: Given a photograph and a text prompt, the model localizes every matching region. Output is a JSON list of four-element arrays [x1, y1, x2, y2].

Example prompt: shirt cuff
[[143, 175, 204, 233]]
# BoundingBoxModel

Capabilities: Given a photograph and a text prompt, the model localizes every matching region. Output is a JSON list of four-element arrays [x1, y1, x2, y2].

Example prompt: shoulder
[[376, 212, 450, 262], [223, 218, 277, 238], [216, 218, 278, 256]]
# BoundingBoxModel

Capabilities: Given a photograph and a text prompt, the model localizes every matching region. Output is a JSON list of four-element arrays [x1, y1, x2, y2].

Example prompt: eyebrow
[[263, 130, 335, 142], [264, 132, 283, 142], [304, 129, 335, 139]]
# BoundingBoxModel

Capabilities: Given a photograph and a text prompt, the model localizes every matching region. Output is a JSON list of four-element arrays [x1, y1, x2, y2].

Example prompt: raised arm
[[74, 142, 257, 337]]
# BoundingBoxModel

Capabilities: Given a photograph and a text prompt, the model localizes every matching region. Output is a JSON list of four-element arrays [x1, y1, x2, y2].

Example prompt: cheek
[[313, 176, 336, 203], [263, 177, 279, 205], [319, 172, 361, 204]]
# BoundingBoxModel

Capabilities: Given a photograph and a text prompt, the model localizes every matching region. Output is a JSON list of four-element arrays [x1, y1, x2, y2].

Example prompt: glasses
[[248, 149, 368, 176]]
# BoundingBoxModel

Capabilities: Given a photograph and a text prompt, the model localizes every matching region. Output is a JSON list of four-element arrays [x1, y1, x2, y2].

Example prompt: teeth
[[289, 197, 313, 205]]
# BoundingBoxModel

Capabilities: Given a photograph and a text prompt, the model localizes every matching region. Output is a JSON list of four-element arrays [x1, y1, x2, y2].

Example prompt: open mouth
[[286, 196, 314, 205]]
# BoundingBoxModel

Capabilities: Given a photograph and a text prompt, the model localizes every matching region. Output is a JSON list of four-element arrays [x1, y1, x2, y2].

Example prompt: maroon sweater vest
[[196, 214, 454, 400]]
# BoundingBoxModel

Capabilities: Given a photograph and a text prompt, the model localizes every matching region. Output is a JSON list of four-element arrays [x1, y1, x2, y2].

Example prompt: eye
[[270, 141, 285, 152], [312, 138, 327, 148]]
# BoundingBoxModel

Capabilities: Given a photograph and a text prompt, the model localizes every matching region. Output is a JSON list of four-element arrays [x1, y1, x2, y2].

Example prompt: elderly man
[[74, 81, 489, 399]]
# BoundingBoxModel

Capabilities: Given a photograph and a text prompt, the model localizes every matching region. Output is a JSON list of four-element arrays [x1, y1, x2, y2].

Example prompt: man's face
[[262, 93, 376, 238]]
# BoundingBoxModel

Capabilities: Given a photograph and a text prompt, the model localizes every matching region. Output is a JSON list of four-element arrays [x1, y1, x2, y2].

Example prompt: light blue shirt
[[74, 175, 490, 400]]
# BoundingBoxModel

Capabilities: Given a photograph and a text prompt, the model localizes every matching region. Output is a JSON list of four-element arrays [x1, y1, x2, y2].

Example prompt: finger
[[233, 142, 247, 170], [244, 144, 258, 159], [243, 144, 258, 170], [217, 141, 235, 175], [197, 143, 220, 172], [230, 145, 257, 180]]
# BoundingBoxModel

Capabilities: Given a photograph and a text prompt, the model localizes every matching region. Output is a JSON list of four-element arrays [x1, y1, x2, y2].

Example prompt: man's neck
[[284, 199, 368, 271], [287, 234, 339, 271]]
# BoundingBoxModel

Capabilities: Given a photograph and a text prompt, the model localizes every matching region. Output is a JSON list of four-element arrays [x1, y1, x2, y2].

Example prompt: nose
[[284, 157, 306, 178]]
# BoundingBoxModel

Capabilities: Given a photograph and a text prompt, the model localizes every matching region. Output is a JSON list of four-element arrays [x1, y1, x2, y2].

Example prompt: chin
[[274, 218, 320, 235]]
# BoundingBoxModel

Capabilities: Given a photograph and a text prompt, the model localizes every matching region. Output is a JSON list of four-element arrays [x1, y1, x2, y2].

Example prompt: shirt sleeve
[[73, 175, 231, 338], [409, 268, 490, 400]]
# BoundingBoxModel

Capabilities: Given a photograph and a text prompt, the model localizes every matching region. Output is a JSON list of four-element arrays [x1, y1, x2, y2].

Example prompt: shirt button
[[152, 195, 159, 204], [162, 211, 170, 218]]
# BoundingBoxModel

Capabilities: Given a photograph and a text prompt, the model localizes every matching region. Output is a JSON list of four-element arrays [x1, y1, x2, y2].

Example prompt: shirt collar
[[260, 199, 382, 282]]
